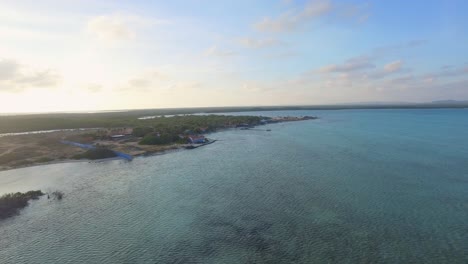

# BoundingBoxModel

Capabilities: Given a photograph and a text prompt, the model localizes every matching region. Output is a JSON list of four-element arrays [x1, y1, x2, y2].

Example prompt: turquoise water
[[0, 109, 467, 263]]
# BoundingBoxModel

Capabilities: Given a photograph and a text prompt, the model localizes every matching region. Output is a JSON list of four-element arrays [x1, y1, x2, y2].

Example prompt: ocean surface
[[0, 109, 467, 263]]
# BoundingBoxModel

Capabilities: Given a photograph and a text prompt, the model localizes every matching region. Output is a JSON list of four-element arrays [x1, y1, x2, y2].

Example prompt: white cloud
[[372, 40, 428, 57], [0, 59, 20, 81], [238, 37, 284, 49], [85, 83, 103, 93], [338, 2, 371, 23], [388, 75, 415, 85], [264, 51, 299, 59], [422, 65, 468, 82], [119, 70, 172, 92], [87, 15, 135, 41], [255, 0, 332, 33], [86, 13, 167, 41], [319, 56, 375, 73], [16, 70, 60, 87], [0, 58, 61, 92], [384, 60, 403, 73], [165, 81, 202, 92], [254, 0, 369, 33], [239, 80, 271, 93]]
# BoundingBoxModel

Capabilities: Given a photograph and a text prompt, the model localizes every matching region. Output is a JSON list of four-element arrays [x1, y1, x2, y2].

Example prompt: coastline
[[0, 159, 89, 172], [0, 141, 213, 172], [0, 115, 317, 172]]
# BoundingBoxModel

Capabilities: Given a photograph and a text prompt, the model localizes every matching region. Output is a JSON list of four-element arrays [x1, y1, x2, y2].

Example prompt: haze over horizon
[[0, 0, 467, 113]]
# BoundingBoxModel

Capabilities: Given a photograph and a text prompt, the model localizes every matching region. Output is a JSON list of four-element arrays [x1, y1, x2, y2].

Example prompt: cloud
[[203, 46, 237, 57], [240, 82, 269, 93], [128, 78, 152, 89], [319, 56, 375, 73], [118, 69, 205, 98], [165, 81, 202, 92], [388, 75, 415, 85], [338, 2, 371, 23], [255, 0, 332, 33], [0, 58, 61, 92], [85, 84, 103, 93], [16, 70, 60, 87], [0, 59, 20, 81], [254, 0, 369, 33], [87, 15, 135, 41], [86, 14, 167, 41], [119, 70, 172, 92], [238, 37, 284, 49], [264, 51, 299, 59], [384, 60, 403, 73], [364, 60, 409, 79], [372, 39, 427, 57], [422, 65, 468, 81], [317, 39, 427, 77]]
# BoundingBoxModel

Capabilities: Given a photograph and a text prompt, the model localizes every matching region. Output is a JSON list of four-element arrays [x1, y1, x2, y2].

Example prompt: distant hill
[[344, 100, 468, 105], [430, 100, 468, 104], [342, 101, 412, 105]]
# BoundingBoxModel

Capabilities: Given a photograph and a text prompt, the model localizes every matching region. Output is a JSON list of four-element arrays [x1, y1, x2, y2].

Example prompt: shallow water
[[0, 109, 467, 263]]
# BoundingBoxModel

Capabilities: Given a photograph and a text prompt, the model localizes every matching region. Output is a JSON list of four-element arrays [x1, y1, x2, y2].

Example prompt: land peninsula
[[0, 114, 316, 171]]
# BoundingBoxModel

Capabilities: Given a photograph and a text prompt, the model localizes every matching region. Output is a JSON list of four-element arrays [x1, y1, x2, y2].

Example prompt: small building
[[188, 135, 206, 144], [110, 134, 126, 140]]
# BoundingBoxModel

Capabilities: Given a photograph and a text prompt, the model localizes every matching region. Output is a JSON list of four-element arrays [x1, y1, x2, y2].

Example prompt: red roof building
[[188, 135, 206, 144]]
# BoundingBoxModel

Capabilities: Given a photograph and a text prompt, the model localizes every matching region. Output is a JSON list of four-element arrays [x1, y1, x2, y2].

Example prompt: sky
[[0, 0, 467, 113]]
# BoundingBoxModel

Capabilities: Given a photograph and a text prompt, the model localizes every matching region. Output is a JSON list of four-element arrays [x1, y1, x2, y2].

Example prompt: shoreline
[[0, 142, 211, 172], [0, 140, 216, 172], [0, 159, 89, 172], [0, 116, 316, 172]]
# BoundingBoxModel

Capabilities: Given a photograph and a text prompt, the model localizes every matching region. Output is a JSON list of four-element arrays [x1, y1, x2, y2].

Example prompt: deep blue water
[[0, 109, 467, 263]]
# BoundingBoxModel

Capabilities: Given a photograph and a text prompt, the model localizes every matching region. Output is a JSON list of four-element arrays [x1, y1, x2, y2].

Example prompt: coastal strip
[[0, 115, 317, 171]]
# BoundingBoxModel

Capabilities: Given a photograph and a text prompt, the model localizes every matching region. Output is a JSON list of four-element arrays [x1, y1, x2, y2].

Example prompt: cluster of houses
[[187, 135, 206, 144], [181, 129, 206, 144]]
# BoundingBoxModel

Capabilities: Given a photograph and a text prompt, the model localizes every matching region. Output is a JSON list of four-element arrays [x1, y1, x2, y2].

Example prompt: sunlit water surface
[[0, 109, 467, 263]]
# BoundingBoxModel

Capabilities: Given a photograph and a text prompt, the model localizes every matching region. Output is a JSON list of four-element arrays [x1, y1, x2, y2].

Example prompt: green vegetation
[[73, 148, 117, 160], [139, 133, 178, 145], [51, 191, 64, 200], [0, 190, 44, 220], [132, 127, 154, 137], [135, 115, 263, 145], [0, 112, 264, 135], [35, 157, 54, 163]]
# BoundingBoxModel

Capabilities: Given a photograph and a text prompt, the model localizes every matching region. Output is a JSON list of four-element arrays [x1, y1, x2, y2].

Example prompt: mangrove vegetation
[[0, 190, 44, 220], [73, 148, 117, 160]]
